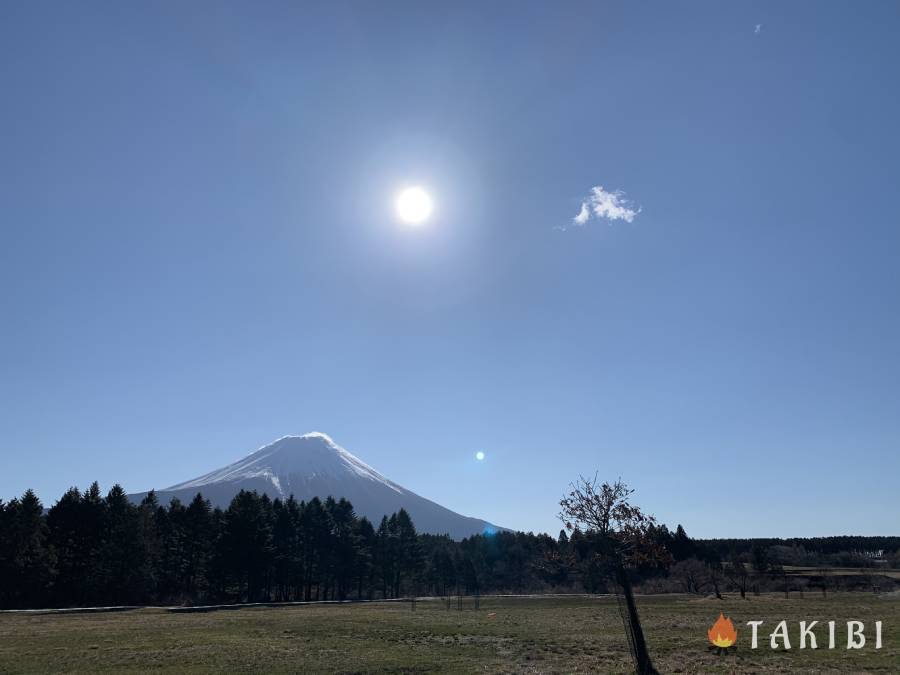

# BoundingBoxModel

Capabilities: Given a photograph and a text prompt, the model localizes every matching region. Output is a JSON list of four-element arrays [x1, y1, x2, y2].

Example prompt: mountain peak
[[259, 432, 340, 454], [166, 432, 402, 496], [274, 431, 337, 445], [136, 432, 501, 538]]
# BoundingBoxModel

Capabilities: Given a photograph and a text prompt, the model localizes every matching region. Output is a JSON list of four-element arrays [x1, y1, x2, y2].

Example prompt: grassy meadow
[[1, 593, 897, 673]]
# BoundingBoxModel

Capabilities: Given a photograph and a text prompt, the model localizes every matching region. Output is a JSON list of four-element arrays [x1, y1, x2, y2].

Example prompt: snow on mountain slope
[[166, 433, 403, 496], [130, 433, 500, 539]]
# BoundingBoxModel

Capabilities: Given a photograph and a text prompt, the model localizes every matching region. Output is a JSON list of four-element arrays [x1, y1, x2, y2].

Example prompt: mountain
[[130, 432, 500, 539]]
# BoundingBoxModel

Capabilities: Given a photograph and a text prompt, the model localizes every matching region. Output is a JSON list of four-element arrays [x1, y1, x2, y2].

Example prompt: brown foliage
[[558, 475, 670, 568]]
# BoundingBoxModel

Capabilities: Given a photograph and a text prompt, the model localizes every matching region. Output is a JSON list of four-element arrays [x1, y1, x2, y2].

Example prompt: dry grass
[[0, 593, 897, 673]]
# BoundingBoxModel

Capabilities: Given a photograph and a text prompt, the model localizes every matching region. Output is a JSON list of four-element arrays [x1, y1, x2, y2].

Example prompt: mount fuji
[[130, 433, 500, 539]]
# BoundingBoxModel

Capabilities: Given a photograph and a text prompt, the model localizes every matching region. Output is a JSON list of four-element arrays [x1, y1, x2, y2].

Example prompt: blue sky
[[2, 2, 898, 538]]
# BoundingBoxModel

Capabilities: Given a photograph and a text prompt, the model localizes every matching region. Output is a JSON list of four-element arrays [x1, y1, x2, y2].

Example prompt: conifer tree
[[1, 491, 55, 607], [183, 493, 213, 601], [100, 484, 149, 604]]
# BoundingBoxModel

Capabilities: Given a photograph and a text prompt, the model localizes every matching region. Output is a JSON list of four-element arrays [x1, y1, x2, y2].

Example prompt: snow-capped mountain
[[130, 433, 499, 539]]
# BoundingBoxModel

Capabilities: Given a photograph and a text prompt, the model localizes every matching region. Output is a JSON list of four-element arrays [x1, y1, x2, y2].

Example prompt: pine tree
[[219, 490, 273, 602], [0, 499, 9, 606], [47, 483, 106, 606], [183, 493, 213, 601], [670, 525, 695, 562], [299, 497, 331, 601], [394, 509, 421, 597], [1, 491, 55, 607], [328, 497, 357, 601], [375, 515, 393, 598], [46, 487, 84, 606], [158, 497, 188, 602], [270, 498, 288, 601], [138, 491, 163, 600], [354, 517, 376, 599], [206, 506, 228, 599], [100, 485, 150, 604]]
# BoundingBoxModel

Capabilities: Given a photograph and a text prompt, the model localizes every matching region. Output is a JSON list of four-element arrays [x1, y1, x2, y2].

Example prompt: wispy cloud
[[558, 186, 641, 230], [754, 23, 762, 34], [573, 202, 590, 225]]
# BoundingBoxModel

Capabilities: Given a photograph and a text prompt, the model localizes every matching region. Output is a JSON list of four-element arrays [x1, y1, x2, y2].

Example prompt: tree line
[[1, 483, 556, 609], [1, 485, 424, 609], [2, 484, 898, 609]]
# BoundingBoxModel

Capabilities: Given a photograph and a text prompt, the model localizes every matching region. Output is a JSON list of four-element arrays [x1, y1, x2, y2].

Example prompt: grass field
[[1, 593, 897, 673]]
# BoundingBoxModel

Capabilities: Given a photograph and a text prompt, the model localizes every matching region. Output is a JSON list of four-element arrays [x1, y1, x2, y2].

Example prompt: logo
[[706, 614, 885, 651], [708, 612, 738, 649]]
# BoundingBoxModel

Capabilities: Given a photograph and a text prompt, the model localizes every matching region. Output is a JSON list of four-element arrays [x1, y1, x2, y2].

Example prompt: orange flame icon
[[708, 612, 738, 648]]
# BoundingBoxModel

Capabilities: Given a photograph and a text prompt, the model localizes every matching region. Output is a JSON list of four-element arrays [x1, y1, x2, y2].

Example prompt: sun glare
[[396, 186, 433, 224]]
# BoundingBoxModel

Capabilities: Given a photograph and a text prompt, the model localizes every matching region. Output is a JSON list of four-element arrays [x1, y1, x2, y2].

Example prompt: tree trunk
[[616, 562, 658, 675]]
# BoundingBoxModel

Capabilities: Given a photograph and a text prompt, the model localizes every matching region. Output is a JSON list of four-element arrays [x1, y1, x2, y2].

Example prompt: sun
[[475, 451, 485, 461], [396, 186, 433, 224]]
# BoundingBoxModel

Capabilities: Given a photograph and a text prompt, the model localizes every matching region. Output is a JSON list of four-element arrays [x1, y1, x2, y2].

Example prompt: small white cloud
[[573, 202, 590, 225], [588, 186, 640, 223], [560, 185, 640, 230], [755, 23, 762, 34]]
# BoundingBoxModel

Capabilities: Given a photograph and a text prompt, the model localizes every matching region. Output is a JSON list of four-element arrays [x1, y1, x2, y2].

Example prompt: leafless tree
[[724, 559, 751, 599], [818, 573, 830, 598], [707, 563, 725, 599], [559, 476, 668, 675], [670, 558, 709, 594], [769, 563, 790, 598]]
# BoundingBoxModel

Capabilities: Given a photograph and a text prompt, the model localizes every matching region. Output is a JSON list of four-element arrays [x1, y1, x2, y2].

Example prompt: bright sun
[[396, 187, 433, 224]]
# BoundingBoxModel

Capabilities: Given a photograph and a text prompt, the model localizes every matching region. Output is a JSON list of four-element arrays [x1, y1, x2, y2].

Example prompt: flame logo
[[708, 612, 738, 649]]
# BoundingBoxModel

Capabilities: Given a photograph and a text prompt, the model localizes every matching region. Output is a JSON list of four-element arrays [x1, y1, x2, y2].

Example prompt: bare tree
[[559, 476, 668, 675], [818, 573, 830, 598], [724, 558, 751, 599], [769, 563, 790, 598], [669, 558, 709, 594], [707, 562, 725, 599]]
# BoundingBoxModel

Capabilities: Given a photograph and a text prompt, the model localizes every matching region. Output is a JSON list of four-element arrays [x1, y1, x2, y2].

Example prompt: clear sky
[[2, 2, 899, 538]]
